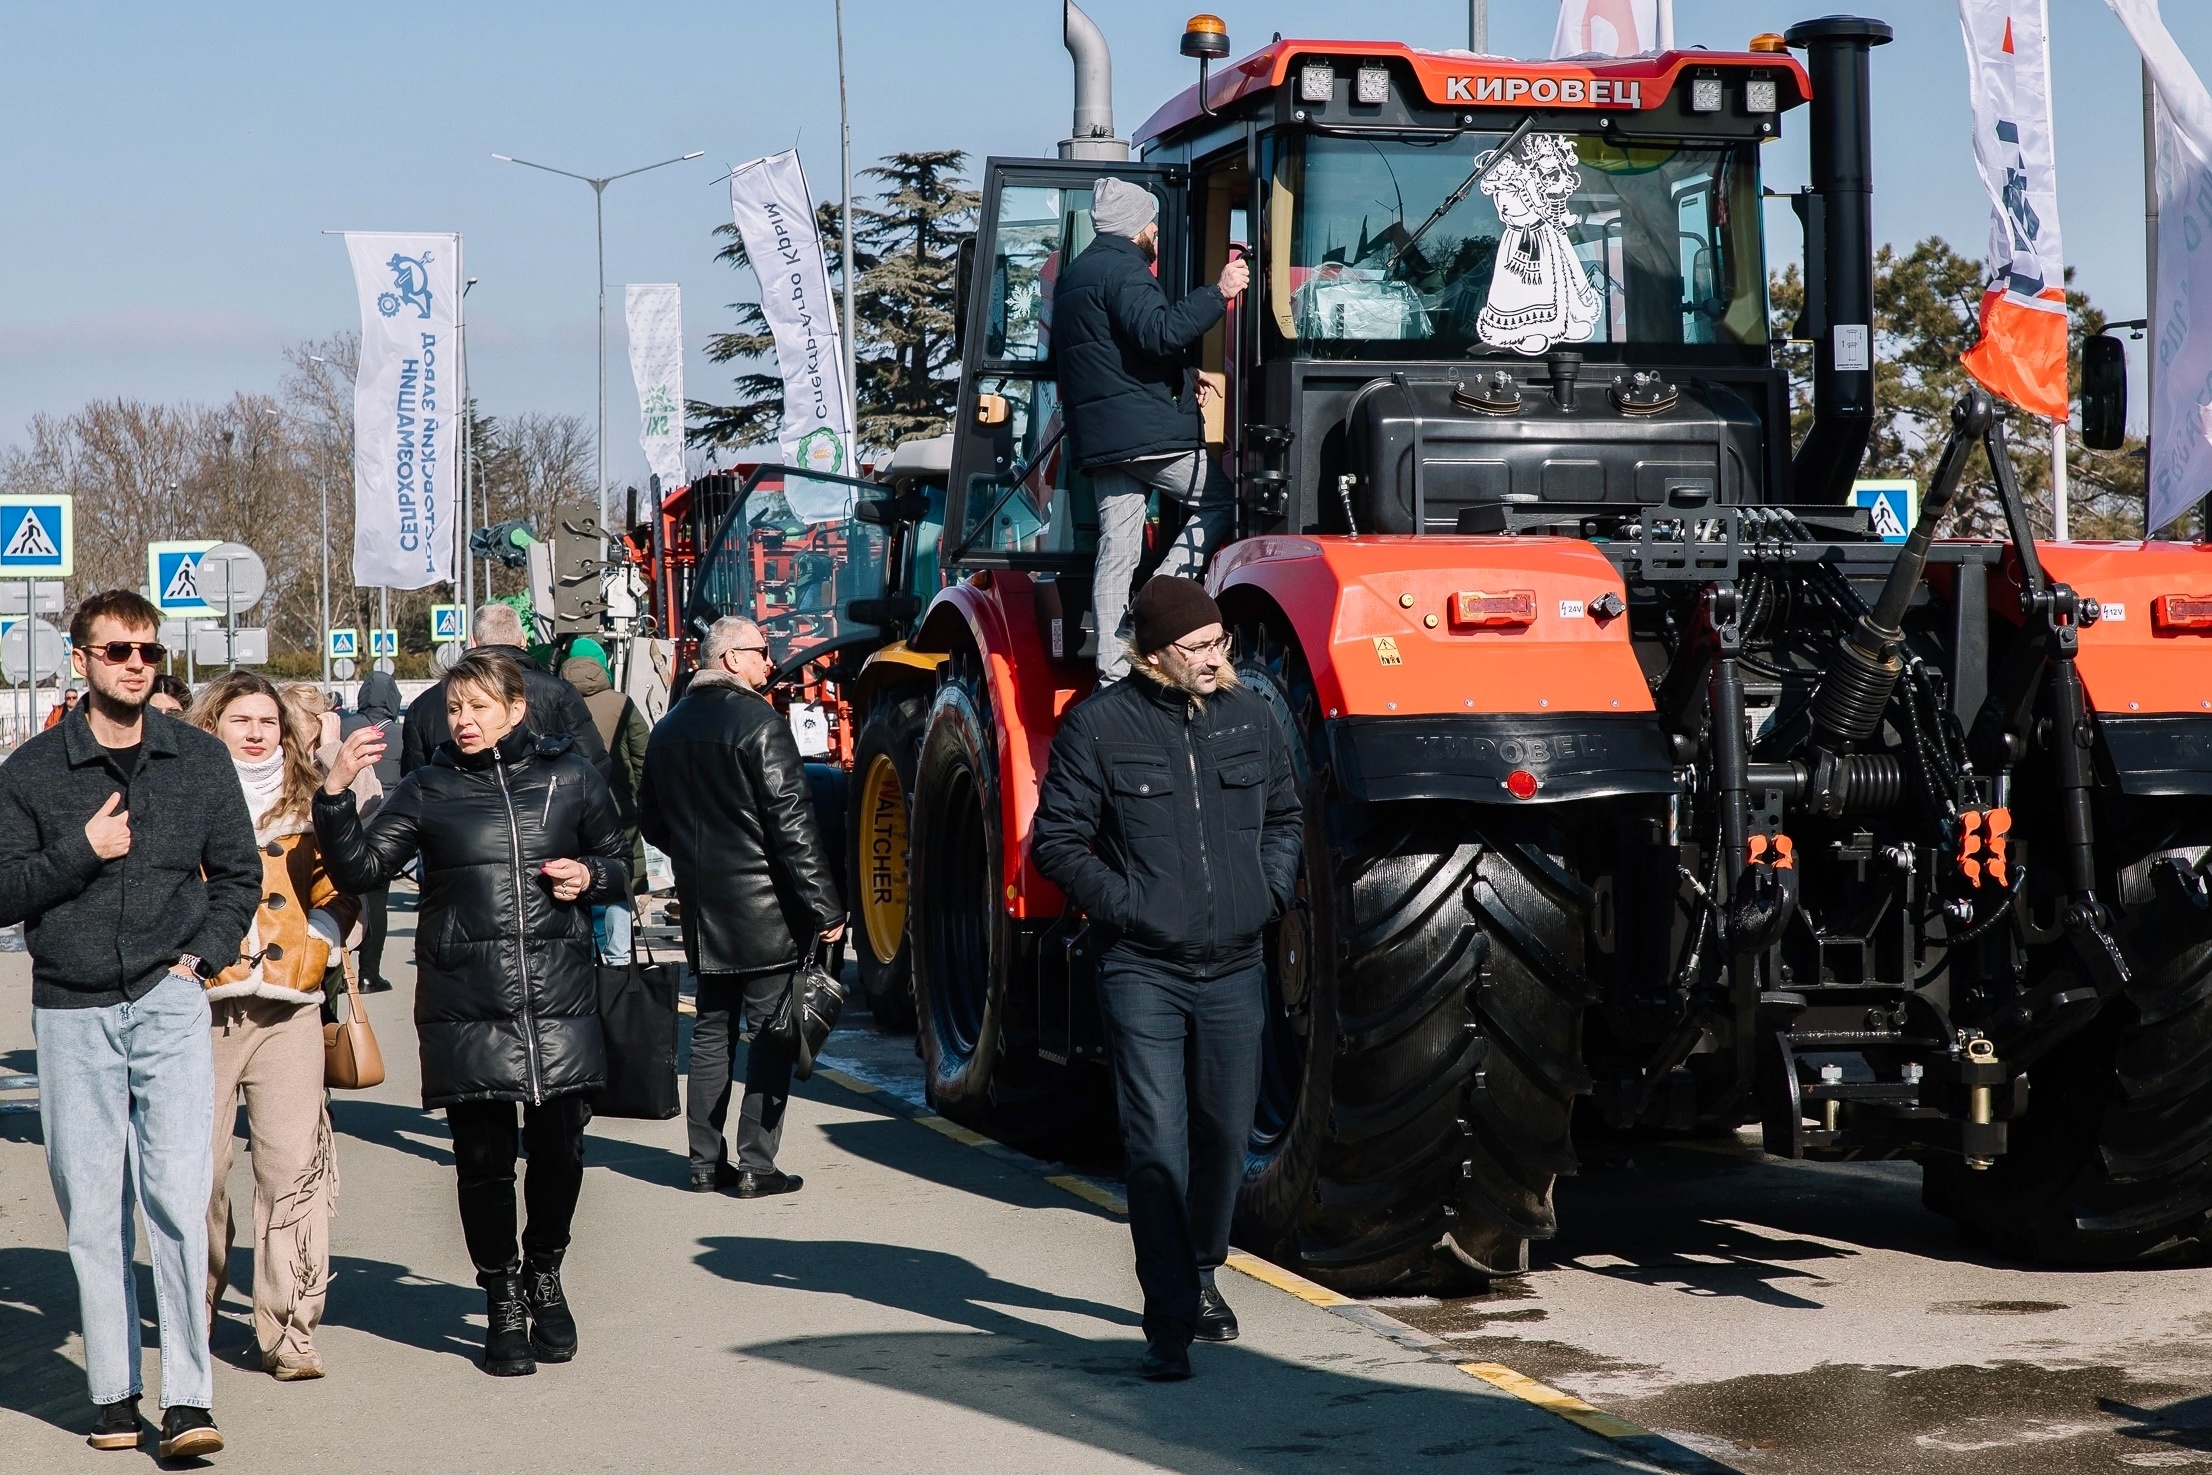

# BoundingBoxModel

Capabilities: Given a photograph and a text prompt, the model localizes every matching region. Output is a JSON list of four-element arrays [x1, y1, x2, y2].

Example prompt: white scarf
[[235, 751, 303, 845]]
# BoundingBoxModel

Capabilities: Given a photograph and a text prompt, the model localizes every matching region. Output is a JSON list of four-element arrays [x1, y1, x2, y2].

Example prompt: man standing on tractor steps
[[1053, 176, 1249, 683], [1031, 576, 1302, 1380]]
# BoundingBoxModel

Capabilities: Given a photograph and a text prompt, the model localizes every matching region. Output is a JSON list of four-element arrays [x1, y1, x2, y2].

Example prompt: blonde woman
[[189, 672, 359, 1381]]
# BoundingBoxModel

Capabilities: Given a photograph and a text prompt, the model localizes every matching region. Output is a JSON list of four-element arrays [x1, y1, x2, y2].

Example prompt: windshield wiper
[[1386, 114, 1538, 276]]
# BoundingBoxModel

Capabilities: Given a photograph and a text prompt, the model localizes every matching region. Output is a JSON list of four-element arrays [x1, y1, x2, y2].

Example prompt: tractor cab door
[[943, 159, 1188, 577], [684, 464, 900, 685]]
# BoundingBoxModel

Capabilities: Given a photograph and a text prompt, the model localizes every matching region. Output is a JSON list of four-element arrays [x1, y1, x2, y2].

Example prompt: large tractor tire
[[1232, 619, 1593, 1293], [909, 650, 1102, 1153], [1925, 818, 2212, 1261], [848, 691, 928, 1032]]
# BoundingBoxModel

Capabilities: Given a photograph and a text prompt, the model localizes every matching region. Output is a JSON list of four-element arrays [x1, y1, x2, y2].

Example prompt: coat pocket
[[1216, 758, 1266, 830], [1108, 761, 1179, 841]]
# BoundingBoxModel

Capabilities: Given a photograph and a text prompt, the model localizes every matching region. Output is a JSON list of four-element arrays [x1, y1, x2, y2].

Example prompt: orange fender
[[1210, 534, 1653, 717], [1999, 542, 2212, 715], [911, 573, 1091, 919]]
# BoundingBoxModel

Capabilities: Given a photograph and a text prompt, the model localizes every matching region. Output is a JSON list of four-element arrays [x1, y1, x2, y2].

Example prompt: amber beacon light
[[1183, 13, 1231, 116]]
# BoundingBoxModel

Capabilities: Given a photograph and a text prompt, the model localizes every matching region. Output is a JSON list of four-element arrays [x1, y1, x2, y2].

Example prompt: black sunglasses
[[92, 641, 166, 666]]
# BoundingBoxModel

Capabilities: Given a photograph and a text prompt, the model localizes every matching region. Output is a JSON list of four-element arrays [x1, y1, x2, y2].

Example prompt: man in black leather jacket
[[400, 603, 610, 781], [1031, 577, 1302, 1380], [639, 616, 844, 1196]]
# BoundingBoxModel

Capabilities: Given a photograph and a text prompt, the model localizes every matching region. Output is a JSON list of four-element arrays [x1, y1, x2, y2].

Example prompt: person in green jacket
[[561, 640, 651, 964]]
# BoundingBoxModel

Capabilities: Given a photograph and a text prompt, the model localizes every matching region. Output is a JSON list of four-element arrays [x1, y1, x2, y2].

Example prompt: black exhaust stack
[[1783, 16, 1892, 504]]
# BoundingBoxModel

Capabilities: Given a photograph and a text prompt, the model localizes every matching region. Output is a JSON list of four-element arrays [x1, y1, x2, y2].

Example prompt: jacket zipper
[[495, 754, 543, 1103], [1185, 701, 1214, 974], [542, 774, 557, 828]]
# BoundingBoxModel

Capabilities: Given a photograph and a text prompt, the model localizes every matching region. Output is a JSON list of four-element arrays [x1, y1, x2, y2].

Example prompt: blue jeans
[[35, 972, 216, 1408], [1095, 957, 1265, 1344], [594, 903, 632, 966]]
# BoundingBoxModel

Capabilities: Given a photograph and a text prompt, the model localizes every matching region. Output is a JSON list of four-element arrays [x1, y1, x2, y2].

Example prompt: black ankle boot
[[523, 1257, 577, 1363], [481, 1272, 536, 1376]]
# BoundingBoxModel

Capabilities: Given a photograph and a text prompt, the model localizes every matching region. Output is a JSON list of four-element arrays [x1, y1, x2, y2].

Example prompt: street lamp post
[[492, 148, 702, 550]]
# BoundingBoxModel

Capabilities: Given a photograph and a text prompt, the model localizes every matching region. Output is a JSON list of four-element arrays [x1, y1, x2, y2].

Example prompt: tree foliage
[[691, 151, 977, 458], [1771, 237, 2147, 539]]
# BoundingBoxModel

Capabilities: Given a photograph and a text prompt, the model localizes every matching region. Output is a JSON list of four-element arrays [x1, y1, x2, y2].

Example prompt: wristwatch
[[175, 953, 215, 981]]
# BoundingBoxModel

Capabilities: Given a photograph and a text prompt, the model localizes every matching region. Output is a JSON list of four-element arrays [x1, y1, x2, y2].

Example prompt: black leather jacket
[[638, 674, 843, 976], [314, 727, 629, 1109], [1031, 669, 1303, 979]]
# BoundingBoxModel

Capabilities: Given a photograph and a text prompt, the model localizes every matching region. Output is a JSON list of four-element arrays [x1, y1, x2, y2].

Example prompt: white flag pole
[[1657, 0, 1674, 50], [837, 0, 860, 469]]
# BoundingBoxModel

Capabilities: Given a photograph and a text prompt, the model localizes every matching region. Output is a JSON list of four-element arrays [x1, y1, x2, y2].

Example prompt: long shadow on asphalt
[[697, 1237, 1619, 1474], [0, 1247, 113, 1435]]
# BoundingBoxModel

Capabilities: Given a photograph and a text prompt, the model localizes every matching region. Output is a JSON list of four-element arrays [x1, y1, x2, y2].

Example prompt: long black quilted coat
[[313, 726, 628, 1108]]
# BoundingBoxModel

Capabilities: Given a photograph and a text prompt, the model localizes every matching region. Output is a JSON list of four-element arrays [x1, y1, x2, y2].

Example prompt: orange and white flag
[[1957, 0, 2069, 421]]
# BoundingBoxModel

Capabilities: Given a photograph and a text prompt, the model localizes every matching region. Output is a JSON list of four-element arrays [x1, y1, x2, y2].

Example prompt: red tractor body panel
[[2007, 542, 2212, 715]]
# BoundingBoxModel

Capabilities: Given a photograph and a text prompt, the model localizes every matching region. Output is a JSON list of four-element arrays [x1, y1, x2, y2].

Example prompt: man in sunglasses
[[0, 589, 259, 1457], [1031, 575, 1302, 1382]]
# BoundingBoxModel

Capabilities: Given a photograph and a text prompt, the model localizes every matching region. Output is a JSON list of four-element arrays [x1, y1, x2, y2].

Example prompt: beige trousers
[[207, 995, 336, 1366]]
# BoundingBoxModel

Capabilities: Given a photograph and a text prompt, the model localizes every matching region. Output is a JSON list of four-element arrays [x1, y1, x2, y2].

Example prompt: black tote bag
[[592, 960, 681, 1119]]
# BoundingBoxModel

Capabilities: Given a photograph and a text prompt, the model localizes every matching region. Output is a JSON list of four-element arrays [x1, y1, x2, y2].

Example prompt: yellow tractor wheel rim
[[859, 752, 910, 964]]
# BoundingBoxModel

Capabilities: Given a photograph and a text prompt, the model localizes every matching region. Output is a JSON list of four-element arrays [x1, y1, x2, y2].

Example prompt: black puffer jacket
[[314, 727, 629, 1108], [1031, 666, 1303, 979], [1051, 231, 1226, 470], [638, 673, 842, 976]]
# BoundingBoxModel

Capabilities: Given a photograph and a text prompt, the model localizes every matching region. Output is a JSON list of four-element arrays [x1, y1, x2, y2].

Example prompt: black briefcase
[[592, 960, 680, 1119]]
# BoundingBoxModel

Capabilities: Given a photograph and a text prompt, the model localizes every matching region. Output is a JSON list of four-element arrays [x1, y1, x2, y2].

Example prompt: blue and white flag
[[728, 151, 853, 488], [344, 232, 460, 588]]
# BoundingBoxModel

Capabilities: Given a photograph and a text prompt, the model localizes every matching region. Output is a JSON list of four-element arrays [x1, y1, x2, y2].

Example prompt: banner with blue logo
[[345, 232, 460, 590], [728, 151, 853, 493]]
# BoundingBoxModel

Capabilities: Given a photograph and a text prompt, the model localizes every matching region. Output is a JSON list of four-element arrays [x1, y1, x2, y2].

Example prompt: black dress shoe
[[359, 975, 395, 994], [731, 1168, 803, 1198], [1140, 1339, 1193, 1381], [86, 1396, 141, 1450], [1194, 1283, 1239, 1342], [688, 1162, 742, 1193], [157, 1405, 223, 1460]]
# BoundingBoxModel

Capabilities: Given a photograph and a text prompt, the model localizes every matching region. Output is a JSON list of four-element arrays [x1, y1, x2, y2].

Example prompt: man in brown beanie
[[1031, 576, 1302, 1380]]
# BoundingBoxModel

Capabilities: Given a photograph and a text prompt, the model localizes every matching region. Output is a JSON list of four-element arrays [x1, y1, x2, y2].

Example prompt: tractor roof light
[[1448, 589, 1538, 630], [1690, 75, 1725, 113], [1355, 65, 1390, 105], [1749, 33, 1790, 53], [1299, 62, 1335, 104], [1744, 76, 1779, 113], [2154, 594, 2212, 631], [1181, 14, 1230, 61]]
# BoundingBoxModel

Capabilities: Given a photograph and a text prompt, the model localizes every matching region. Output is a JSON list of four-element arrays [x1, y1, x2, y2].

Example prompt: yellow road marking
[[1044, 1174, 1127, 1213], [911, 1113, 994, 1147], [1459, 1362, 1660, 1442], [812, 1066, 879, 1096], [1223, 1250, 1356, 1307]]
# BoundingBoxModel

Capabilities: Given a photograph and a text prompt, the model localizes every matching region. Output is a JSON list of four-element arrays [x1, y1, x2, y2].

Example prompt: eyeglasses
[[91, 641, 166, 666], [1169, 634, 1232, 659], [726, 645, 769, 659]]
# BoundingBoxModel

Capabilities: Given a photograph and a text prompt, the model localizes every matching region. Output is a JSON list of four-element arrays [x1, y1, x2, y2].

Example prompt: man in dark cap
[[1052, 177, 1249, 681], [1031, 575, 1302, 1381]]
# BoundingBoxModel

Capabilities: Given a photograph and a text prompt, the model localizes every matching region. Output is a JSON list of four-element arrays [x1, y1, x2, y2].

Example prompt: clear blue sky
[[4, 0, 2207, 483]]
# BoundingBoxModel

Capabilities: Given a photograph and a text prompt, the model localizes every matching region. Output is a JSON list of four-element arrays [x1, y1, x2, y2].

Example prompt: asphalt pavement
[[0, 889, 1654, 1474]]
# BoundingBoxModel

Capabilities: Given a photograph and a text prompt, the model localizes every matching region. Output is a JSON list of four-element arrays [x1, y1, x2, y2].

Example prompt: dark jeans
[[1095, 957, 1266, 1346], [446, 1095, 591, 1283], [358, 887, 389, 981], [686, 970, 796, 1174]]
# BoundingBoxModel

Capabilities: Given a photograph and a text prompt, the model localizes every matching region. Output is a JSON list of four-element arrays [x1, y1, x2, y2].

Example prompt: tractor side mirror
[[2082, 333, 2127, 451]]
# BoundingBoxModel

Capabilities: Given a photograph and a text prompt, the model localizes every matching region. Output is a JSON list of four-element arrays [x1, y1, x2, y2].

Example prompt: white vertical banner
[[1551, 0, 1660, 59], [625, 283, 686, 497], [2106, 0, 2212, 531], [728, 150, 854, 479], [344, 232, 459, 588]]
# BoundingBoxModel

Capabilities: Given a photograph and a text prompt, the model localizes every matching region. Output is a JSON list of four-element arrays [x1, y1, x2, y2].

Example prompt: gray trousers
[[686, 970, 796, 1174], [1092, 450, 1237, 681]]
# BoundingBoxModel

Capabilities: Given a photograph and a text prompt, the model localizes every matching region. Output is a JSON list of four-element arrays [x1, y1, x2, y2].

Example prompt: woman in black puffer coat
[[315, 649, 626, 1379]]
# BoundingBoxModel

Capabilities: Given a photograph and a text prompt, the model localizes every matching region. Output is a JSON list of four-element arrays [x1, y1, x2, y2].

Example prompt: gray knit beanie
[[1090, 177, 1159, 239]]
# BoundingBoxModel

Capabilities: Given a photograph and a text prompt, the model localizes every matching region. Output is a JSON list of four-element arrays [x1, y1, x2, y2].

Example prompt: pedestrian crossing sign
[[0, 497, 72, 576], [328, 628, 360, 660], [370, 628, 399, 658], [147, 539, 220, 617], [430, 604, 463, 642], [1851, 480, 1918, 545]]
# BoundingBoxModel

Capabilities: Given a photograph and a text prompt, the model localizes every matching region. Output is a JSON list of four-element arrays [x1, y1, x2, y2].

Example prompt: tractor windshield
[[1268, 131, 1766, 359]]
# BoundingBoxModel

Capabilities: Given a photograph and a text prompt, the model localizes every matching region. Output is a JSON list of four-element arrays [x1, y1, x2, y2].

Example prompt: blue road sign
[[430, 604, 464, 642], [1852, 480, 1917, 545], [0, 497, 72, 576], [328, 628, 360, 659], [369, 628, 399, 658], [148, 540, 220, 618]]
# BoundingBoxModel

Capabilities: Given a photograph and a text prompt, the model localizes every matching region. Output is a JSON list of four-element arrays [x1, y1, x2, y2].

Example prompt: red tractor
[[692, 8, 2212, 1291]]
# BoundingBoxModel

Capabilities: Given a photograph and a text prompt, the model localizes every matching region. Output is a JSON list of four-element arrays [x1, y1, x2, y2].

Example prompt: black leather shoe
[[1194, 1283, 1239, 1343], [731, 1168, 803, 1198], [523, 1259, 577, 1363], [87, 1396, 141, 1450], [1139, 1339, 1193, 1381], [481, 1273, 537, 1377], [359, 975, 395, 994], [157, 1405, 223, 1460], [689, 1162, 743, 1193]]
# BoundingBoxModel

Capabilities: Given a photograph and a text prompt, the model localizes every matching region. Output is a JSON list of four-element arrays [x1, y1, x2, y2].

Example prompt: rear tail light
[[1449, 589, 1537, 629], [2153, 594, 2212, 631]]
